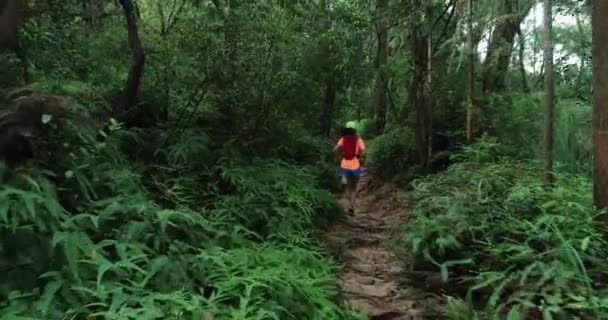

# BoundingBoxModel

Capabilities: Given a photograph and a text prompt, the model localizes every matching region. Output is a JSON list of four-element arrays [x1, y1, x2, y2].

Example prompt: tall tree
[[319, 78, 337, 136], [319, 0, 337, 137], [410, 1, 432, 168], [211, 0, 239, 134], [374, 0, 389, 134], [574, 6, 588, 97], [0, 0, 28, 83], [466, 0, 474, 142], [115, 0, 146, 114], [82, 0, 105, 30], [480, 0, 534, 134], [481, 0, 534, 94], [592, 0, 608, 212], [517, 30, 529, 93], [543, 0, 554, 186]]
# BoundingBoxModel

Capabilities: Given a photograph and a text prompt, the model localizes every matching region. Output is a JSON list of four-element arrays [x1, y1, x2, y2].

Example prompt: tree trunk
[[320, 79, 337, 137], [466, 0, 474, 143], [410, 6, 432, 168], [318, 0, 337, 137], [82, 0, 104, 30], [481, 0, 533, 94], [479, 0, 534, 134], [374, 0, 389, 135], [426, 33, 433, 167], [517, 30, 529, 93], [0, 0, 28, 83], [116, 0, 146, 114], [213, 0, 238, 134], [575, 9, 587, 97], [543, 0, 554, 187], [592, 0, 608, 213]]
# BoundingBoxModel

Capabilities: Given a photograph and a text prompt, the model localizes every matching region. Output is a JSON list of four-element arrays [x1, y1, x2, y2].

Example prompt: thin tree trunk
[[575, 9, 587, 97], [320, 79, 337, 137], [466, 0, 474, 143], [517, 30, 530, 93], [543, 0, 554, 186], [116, 0, 146, 114], [211, 0, 238, 133], [532, 10, 539, 75], [318, 0, 337, 137], [88, 0, 104, 30], [426, 33, 433, 167], [387, 78, 398, 122], [374, 0, 389, 135], [592, 0, 608, 213]]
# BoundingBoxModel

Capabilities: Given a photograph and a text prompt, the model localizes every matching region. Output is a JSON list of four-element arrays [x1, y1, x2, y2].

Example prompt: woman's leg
[[347, 172, 360, 212], [339, 168, 352, 210], [339, 168, 348, 185]]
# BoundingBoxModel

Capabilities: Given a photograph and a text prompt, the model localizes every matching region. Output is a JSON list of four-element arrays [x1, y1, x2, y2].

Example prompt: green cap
[[345, 121, 357, 129]]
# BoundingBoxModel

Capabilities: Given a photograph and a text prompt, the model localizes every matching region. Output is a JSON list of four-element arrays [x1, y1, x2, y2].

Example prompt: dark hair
[[340, 127, 357, 137]]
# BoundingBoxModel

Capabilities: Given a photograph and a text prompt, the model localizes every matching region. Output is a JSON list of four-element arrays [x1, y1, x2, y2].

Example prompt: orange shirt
[[336, 137, 365, 169]]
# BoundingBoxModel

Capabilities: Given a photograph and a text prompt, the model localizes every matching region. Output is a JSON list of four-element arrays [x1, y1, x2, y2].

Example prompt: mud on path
[[326, 170, 445, 320]]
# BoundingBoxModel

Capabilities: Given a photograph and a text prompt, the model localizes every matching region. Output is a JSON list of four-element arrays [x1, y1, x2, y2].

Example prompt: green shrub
[[214, 159, 339, 237], [492, 92, 592, 174], [449, 136, 514, 164], [401, 141, 608, 319], [0, 119, 355, 319], [366, 127, 417, 181], [357, 118, 378, 139]]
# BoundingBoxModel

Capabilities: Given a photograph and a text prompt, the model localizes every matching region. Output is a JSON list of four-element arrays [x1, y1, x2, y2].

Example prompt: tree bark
[[374, 0, 389, 135], [592, 0, 608, 213], [543, 0, 554, 187], [0, 0, 28, 83], [466, 0, 474, 143], [574, 9, 587, 97], [410, 4, 432, 168], [82, 0, 105, 30], [212, 0, 238, 134], [318, 0, 337, 137], [426, 33, 433, 167], [481, 0, 534, 94], [479, 0, 534, 135], [116, 0, 146, 114], [517, 30, 529, 93], [320, 79, 337, 137]]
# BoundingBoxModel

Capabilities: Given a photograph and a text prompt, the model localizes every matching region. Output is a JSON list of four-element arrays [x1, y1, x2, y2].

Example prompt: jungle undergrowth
[[398, 137, 608, 320], [0, 114, 362, 320]]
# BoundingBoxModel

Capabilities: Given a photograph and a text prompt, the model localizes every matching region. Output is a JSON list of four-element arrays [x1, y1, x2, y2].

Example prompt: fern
[[402, 143, 608, 319]]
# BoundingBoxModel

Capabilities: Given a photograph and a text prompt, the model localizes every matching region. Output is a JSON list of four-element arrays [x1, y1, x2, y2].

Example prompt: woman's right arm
[[333, 138, 343, 151]]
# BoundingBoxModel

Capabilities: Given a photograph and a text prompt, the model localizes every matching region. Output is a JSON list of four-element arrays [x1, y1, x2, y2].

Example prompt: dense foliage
[[400, 139, 607, 319], [0, 110, 365, 318]]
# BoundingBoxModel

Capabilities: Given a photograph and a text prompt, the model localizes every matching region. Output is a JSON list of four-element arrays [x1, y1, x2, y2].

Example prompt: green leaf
[[41, 114, 53, 124], [35, 280, 62, 316], [507, 306, 521, 320], [580, 236, 591, 251]]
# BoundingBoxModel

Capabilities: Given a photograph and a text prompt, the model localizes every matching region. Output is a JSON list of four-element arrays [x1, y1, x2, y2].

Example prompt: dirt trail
[[326, 170, 445, 320]]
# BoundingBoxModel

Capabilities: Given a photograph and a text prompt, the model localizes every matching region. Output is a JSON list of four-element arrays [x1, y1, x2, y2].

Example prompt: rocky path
[[326, 170, 445, 320]]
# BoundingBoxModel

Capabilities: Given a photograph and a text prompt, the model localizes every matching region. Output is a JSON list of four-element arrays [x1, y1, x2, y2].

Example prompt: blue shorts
[[339, 168, 362, 178]]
